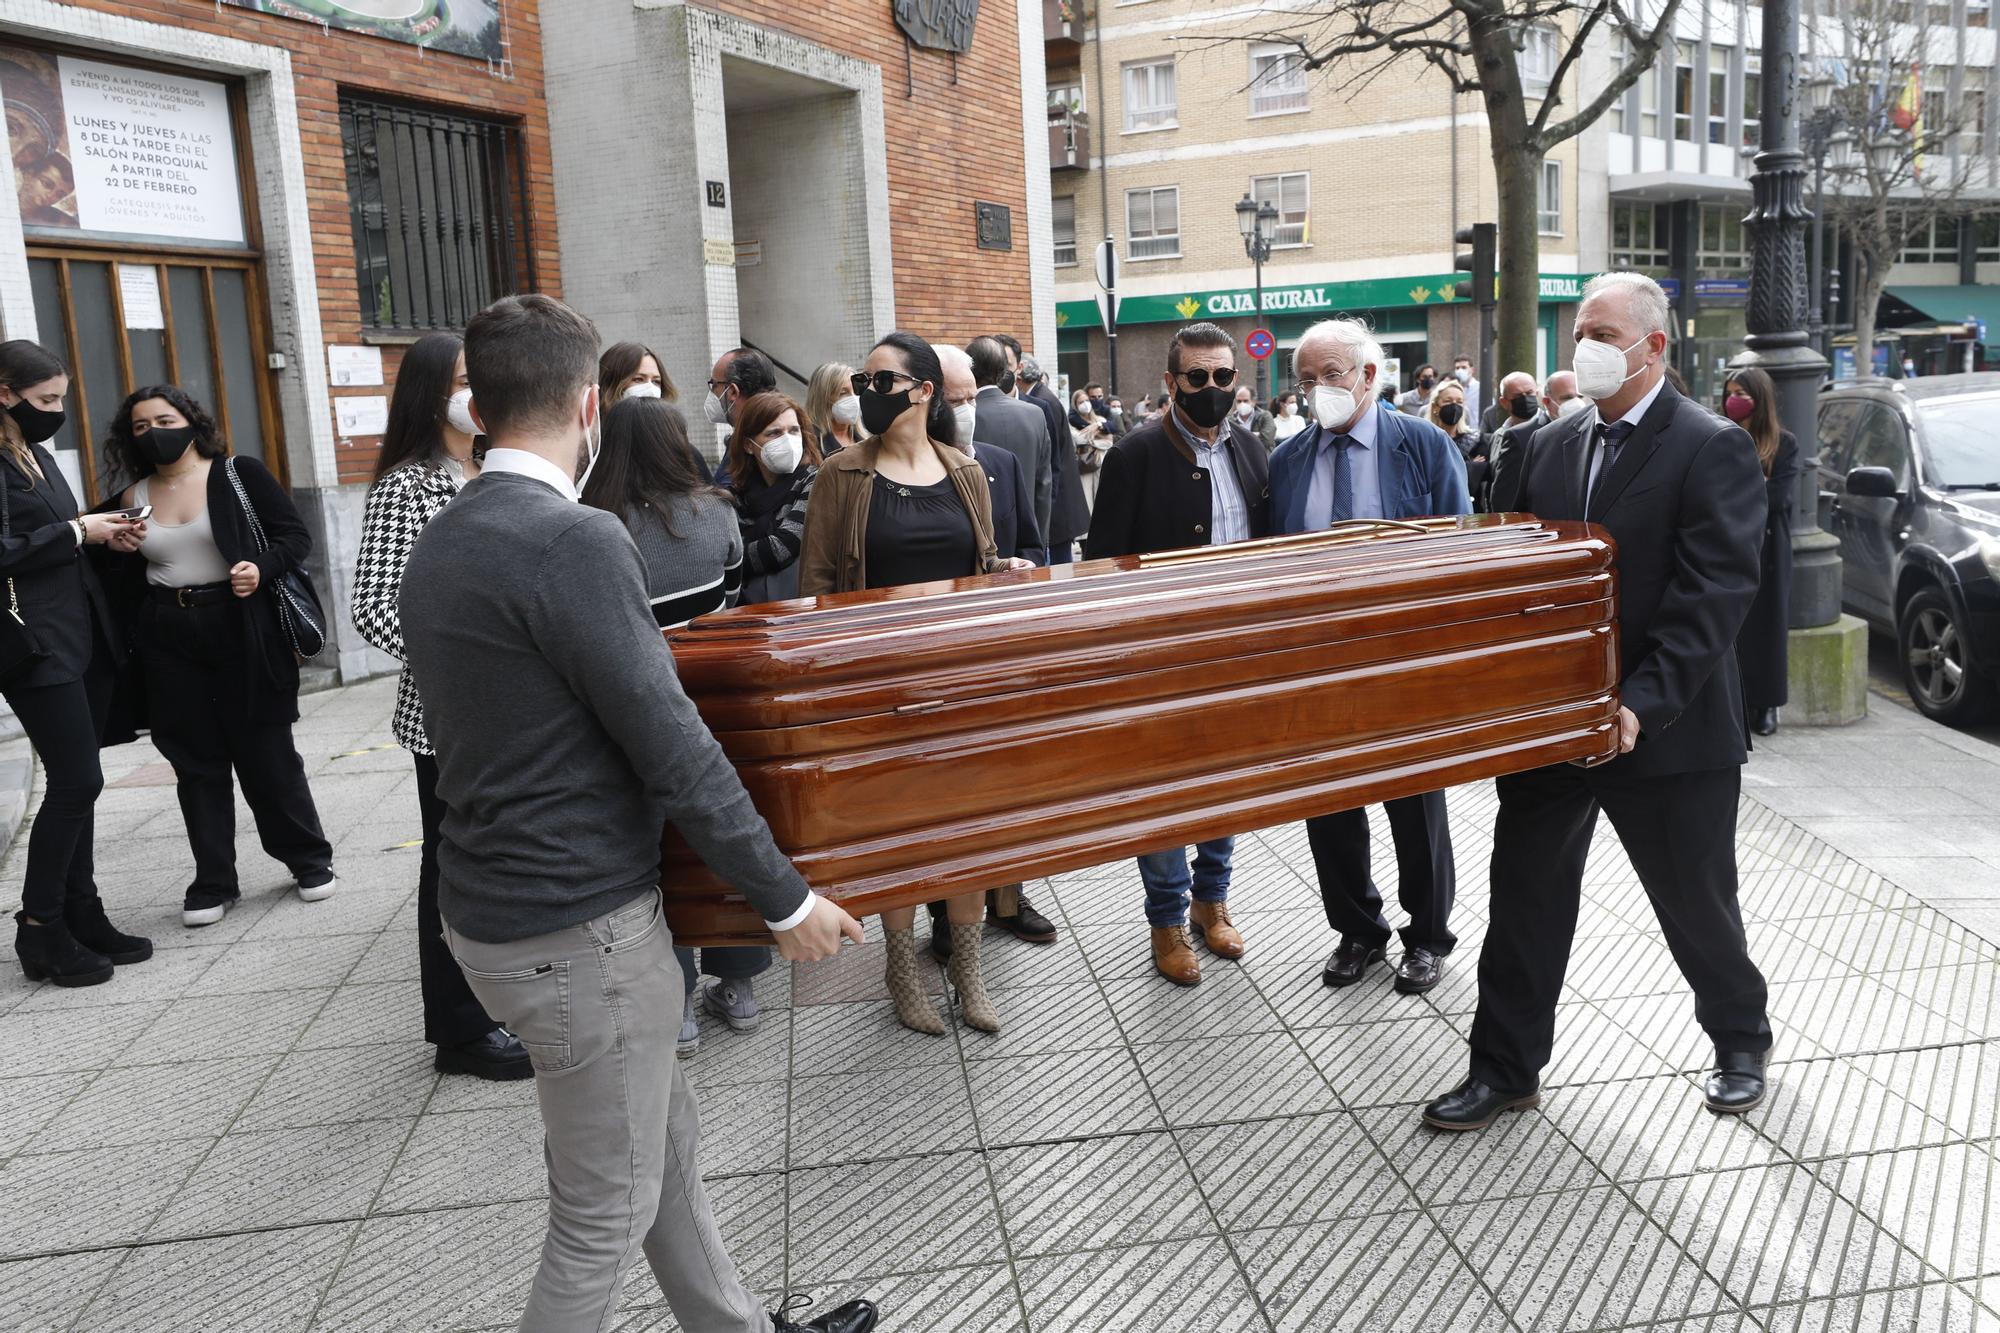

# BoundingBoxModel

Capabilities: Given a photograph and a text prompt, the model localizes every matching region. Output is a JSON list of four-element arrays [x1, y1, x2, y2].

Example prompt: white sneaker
[[297, 873, 337, 903], [677, 1011, 700, 1059]]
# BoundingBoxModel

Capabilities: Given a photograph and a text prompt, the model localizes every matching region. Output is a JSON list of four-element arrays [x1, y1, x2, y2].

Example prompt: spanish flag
[[1890, 62, 1920, 132]]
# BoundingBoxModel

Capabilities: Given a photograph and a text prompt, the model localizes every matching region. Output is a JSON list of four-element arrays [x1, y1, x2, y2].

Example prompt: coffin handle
[[1323, 519, 1431, 534]]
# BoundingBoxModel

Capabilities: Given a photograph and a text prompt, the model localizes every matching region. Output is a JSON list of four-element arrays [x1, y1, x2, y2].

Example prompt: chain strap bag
[[0, 465, 52, 685], [223, 457, 326, 661]]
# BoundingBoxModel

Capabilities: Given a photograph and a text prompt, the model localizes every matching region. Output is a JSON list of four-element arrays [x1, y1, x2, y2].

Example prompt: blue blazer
[[1267, 401, 1471, 534], [971, 440, 1047, 565]]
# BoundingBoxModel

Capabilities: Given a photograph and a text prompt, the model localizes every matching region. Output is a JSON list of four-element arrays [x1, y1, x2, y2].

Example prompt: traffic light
[[1453, 223, 1496, 308]]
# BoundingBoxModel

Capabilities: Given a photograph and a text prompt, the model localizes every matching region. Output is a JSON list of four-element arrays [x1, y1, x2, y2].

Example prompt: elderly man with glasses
[[1085, 321, 1271, 988], [1267, 318, 1471, 1001]]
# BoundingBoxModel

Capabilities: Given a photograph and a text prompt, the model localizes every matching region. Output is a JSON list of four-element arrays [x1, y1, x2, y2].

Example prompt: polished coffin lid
[[663, 515, 1620, 943]]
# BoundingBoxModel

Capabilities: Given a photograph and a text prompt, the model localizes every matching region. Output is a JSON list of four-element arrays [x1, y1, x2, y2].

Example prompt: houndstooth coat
[[351, 458, 460, 755]]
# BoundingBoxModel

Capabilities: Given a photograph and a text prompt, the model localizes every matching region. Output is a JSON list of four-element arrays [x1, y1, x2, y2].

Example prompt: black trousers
[[1469, 762, 1772, 1094], [5, 651, 113, 921], [412, 752, 499, 1046], [1305, 791, 1457, 953], [140, 598, 332, 896]]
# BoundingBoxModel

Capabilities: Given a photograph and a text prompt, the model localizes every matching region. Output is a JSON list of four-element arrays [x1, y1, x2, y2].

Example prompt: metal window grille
[[340, 94, 536, 332]]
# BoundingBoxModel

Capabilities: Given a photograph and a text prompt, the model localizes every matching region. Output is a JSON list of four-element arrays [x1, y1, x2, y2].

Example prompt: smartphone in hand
[[111, 504, 153, 522]]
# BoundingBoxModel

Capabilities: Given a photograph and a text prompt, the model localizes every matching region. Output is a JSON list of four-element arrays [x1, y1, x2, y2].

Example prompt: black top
[[0, 446, 119, 689], [864, 473, 978, 591]]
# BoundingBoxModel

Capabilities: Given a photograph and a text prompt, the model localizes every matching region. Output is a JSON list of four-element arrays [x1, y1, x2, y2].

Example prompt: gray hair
[[1291, 318, 1386, 397], [1581, 272, 1671, 338], [1018, 354, 1046, 382], [1499, 370, 1538, 398]]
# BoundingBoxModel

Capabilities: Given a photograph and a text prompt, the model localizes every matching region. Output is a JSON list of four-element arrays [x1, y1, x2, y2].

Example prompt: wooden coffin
[[662, 515, 1620, 944]]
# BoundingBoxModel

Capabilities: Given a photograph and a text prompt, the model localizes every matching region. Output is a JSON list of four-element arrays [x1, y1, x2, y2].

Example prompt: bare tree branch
[[1537, 0, 1681, 144]]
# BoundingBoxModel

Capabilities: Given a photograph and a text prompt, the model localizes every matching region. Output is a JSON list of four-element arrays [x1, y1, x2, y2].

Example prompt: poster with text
[[0, 49, 245, 245], [218, 1, 503, 62]]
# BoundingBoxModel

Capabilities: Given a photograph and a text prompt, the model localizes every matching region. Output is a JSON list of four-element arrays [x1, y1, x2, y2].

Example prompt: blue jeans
[[1137, 837, 1235, 927]]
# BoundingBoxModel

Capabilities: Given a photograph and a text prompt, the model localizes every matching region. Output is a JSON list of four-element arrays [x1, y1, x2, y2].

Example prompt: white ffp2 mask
[[952, 402, 977, 450], [759, 431, 804, 476], [1572, 336, 1650, 400], [625, 382, 663, 401], [445, 389, 478, 437]]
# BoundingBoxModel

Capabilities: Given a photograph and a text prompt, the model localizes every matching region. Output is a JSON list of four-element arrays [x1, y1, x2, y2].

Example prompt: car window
[[1815, 401, 1861, 475], [1914, 394, 2000, 489], [1846, 405, 1911, 484]]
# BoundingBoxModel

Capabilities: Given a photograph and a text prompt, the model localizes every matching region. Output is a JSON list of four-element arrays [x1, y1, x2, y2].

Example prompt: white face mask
[[1572, 335, 1651, 400], [624, 381, 663, 401], [1312, 367, 1367, 429], [830, 393, 862, 426], [952, 402, 977, 450], [758, 430, 804, 476], [1453, 367, 1472, 384], [1557, 395, 1591, 418], [445, 388, 478, 437], [1234, 402, 1254, 419], [574, 387, 603, 494], [703, 390, 732, 426], [1279, 403, 1297, 418]]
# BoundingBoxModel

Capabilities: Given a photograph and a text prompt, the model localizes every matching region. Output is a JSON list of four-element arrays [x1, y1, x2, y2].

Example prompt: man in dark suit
[[1485, 370, 1547, 511], [966, 338, 1052, 548], [1086, 321, 1270, 987], [1267, 319, 1469, 999], [1426, 272, 1771, 1131], [1016, 353, 1089, 563]]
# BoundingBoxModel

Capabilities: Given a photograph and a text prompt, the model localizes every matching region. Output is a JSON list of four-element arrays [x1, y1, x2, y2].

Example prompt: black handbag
[[224, 457, 326, 661], [0, 461, 52, 686]]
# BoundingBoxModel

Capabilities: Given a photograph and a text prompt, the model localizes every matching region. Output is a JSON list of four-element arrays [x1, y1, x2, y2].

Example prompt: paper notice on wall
[[327, 345, 384, 387], [116, 263, 163, 329], [334, 395, 389, 437], [0, 52, 248, 244], [702, 238, 736, 266]]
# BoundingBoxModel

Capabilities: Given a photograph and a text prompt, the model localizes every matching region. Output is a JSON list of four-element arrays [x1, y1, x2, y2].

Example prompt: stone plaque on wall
[[893, 0, 980, 54], [975, 200, 1011, 251]]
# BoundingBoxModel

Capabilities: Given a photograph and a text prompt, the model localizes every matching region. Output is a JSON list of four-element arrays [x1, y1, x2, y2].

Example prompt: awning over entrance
[[1884, 285, 1998, 351]]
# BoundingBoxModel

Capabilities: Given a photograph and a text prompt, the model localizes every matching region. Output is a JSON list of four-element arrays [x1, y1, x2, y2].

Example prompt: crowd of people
[[0, 267, 1803, 1333]]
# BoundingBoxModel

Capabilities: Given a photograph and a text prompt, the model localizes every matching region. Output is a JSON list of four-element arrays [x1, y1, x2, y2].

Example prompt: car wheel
[[1898, 587, 1997, 726]]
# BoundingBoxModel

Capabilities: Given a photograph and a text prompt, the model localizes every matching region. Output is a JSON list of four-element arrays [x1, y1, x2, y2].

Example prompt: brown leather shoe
[[1188, 900, 1245, 959], [1151, 925, 1202, 986]]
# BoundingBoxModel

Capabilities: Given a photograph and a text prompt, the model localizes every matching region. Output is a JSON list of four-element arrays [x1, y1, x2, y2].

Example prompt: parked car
[[1817, 373, 2000, 725]]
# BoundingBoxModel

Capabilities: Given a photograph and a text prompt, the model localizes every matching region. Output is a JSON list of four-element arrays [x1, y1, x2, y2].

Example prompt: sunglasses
[[1174, 366, 1238, 390], [850, 369, 921, 396]]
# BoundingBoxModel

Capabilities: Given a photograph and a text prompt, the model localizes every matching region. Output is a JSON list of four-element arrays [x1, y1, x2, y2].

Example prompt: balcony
[[1049, 107, 1089, 171], [1045, 0, 1083, 56]]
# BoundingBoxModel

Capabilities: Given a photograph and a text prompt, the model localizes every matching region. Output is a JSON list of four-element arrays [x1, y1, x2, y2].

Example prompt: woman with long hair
[[1, 341, 150, 986], [797, 331, 1030, 1037], [350, 333, 527, 1080], [100, 385, 336, 928], [1723, 366, 1802, 736], [599, 340, 678, 406], [1427, 379, 1491, 511], [726, 391, 820, 605], [582, 397, 768, 1056], [805, 361, 862, 456]]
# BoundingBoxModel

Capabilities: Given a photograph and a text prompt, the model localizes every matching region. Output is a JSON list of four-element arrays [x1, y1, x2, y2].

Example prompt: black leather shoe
[[1321, 937, 1385, 988], [1421, 1078, 1541, 1131], [989, 890, 1058, 944], [14, 911, 113, 987], [1705, 1050, 1767, 1114], [772, 1294, 879, 1332], [1751, 708, 1779, 737], [435, 1028, 534, 1081], [63, 896, 153, 966], [1393, 946, 1443, 995]]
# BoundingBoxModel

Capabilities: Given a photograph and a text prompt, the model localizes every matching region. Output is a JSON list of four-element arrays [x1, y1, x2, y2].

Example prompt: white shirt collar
[[1605, 374, 1667, 429], [481, 447, 578, 501]]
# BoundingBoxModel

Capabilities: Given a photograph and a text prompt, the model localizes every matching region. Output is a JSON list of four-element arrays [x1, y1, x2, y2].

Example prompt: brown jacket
[[798, 438, 1002, 596]]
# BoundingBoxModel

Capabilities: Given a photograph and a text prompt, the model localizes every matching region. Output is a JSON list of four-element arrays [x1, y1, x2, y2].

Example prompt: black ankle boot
[[63, 896, 153, 966], [14, 912, 114, 987]]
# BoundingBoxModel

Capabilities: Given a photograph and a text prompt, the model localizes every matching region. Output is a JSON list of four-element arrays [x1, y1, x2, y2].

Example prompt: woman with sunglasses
[[797, 331, 1031, 1037]]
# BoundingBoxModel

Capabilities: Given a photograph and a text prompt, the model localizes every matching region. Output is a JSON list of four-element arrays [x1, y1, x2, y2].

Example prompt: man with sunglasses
[[1267, 317, 1470, 1001], [1085, 322, 1271, 988]]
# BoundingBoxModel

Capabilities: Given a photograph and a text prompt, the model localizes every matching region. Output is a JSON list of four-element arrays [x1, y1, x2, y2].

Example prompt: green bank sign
[[1058, 272, 1596, 331]]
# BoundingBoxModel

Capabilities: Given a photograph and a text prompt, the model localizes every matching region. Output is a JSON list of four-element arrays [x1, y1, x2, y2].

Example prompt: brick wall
[[63, 0, 562, 483]]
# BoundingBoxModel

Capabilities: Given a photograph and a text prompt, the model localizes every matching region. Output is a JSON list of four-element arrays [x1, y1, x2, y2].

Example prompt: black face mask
[[136, 424, 196, 466], [1174, 384, 1234, 430], [6, 398, 65, 445], [1418, 376, 1435, 391], [1510, 392, 1536, 420], [998, 370, 1017, 395], [1438, 403, 1465, 428], [858, 386, 915, 437]]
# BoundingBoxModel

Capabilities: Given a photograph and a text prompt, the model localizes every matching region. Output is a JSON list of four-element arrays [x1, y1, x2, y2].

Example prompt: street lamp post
[[1235, 194, 1279, 399], [1732, 0, 1860, 722]]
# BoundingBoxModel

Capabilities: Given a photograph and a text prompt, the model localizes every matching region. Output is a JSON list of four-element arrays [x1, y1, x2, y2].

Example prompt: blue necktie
[[1331, 434, 1354, 521]]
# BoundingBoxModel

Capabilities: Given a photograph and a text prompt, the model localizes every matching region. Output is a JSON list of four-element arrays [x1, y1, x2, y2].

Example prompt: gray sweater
[[399, 471, 809, 943], [626, 493, 743, 627]]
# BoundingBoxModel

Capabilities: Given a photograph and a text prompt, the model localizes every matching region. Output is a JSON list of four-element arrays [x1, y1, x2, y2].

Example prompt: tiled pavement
[[0, 676, 1996, 1332]]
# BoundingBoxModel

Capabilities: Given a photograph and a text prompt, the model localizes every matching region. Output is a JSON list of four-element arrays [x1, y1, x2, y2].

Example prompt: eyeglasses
[[1173, 366, 1237, 390], [1294, 366, 1358, 395], [850, 369, 921, 396]]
